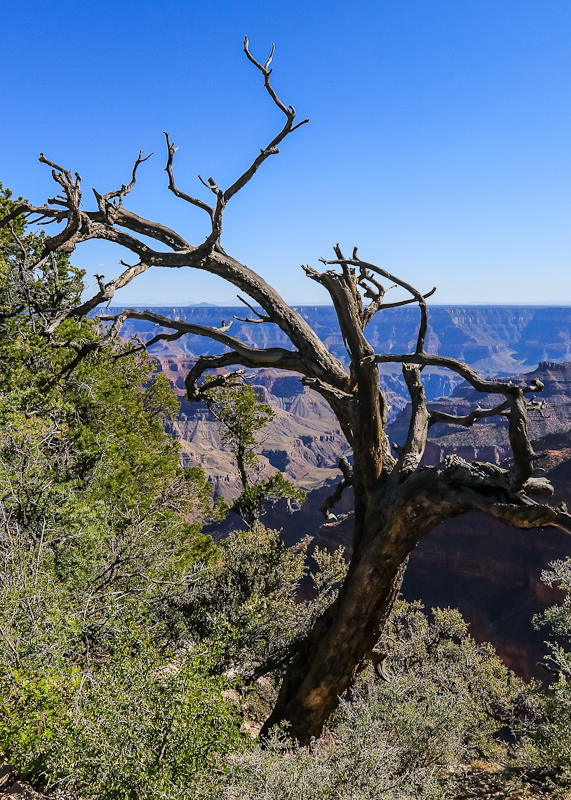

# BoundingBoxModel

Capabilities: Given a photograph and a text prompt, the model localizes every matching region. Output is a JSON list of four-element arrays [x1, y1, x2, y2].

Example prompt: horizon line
[[97, 301, 571, 309]]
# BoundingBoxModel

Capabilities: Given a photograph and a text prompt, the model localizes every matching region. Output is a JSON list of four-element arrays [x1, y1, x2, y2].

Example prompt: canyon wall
[[112, 305, 571, 680], [104, 303, 571, 377]]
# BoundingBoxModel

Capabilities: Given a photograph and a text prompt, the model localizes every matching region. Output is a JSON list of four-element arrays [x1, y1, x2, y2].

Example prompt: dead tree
[[2, 38, 571, 744]]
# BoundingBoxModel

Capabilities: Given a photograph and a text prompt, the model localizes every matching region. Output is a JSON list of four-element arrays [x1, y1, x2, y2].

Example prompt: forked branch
[[160, 38, 309, 251], [321, 248, 431, 351], [232, 36, 309, 202], [429, 400, 511, 428], [37, 154, 85, 254], [372, 350, 546, 488], [46, 261, 151, 336], [94, 150, 153, 218]]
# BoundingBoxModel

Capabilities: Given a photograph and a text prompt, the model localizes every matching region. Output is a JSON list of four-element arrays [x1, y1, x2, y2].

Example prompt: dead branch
[[392, 364, 429, 477], [46, 261, 152, 336], [320, 456, 354, 519], [163, 132, 215, 220], [97, 308, 303, 369], [429, 400, 511, 428], [371, 351, 546, 489], [321, 249, 431, 353], [233, 294, 272, 324], [231, 36, 309, 203], [94, 150, 153, 219], [37, 154, 85, 254], [441, 458, 571, 533]]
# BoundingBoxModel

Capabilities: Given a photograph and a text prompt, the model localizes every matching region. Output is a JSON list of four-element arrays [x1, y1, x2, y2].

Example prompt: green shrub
[[0, 596, 243, 799], [373, 601, 541, 765], [224, 710, 447, 800], [533, 559, 571, 779], [180, 525, 347, 679], [224, 602, 540, 799]]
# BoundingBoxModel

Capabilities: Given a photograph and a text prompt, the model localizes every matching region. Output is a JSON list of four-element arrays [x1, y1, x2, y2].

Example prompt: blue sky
[[1, 0, 570, 305]]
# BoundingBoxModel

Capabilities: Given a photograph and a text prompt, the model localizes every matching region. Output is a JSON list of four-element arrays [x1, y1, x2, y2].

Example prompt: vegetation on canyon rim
[[1, 39, 571, 797]]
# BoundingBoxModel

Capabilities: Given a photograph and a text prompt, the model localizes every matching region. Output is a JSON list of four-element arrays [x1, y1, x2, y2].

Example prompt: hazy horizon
[[103, 300, 571, 309]]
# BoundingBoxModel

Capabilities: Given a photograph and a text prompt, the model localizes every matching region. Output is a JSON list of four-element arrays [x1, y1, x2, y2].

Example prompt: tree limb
[[371, 352, 545, 488], [233, 294, 272, 323], [229, 37, 309, 203], [320, 456, 354, 519], [322, 249, 431, 353], [393, 364, 429, 477], [46, 261, 151, 335], [429, 399, 511, 428], [458, 484, 571, 534], [94, 149, 153, 215], [163, 132, 215, 220], [37, 154, 85, 254]]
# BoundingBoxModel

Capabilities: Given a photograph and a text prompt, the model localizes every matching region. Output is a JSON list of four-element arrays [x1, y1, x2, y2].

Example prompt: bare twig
[[96, 150, 153, 212], [233, 294, 272, 324]]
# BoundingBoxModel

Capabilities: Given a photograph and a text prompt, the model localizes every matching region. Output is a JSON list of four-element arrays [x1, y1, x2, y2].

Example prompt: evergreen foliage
[[224, 601, 543, 799], [202, 377, 306, 525], [0, 184, 239, 797], [179, 525, 348, 679], [533, 559, 571, 779]]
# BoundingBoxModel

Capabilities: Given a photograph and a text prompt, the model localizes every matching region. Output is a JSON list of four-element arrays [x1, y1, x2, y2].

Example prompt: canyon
[[113, 303, 571, 376], [105, 304, 571, 679]]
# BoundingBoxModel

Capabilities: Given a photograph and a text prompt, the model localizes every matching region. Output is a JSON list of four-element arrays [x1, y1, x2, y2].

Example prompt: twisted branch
[[321, 248, 431, 353], [392, 364, 429, 477]]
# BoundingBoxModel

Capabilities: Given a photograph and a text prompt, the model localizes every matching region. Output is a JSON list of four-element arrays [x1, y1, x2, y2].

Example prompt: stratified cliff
[[104, 304, 571, 376], [157, 361, 352, 499]]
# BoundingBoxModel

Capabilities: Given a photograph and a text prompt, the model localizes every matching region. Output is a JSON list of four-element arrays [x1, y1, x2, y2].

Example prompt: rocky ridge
[[106, 304, 571, 376]]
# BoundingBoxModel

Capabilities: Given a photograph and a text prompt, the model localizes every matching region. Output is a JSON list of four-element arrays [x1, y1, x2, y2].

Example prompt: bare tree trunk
[[261, 527, 410, 743], [260, 470, 445, 743]]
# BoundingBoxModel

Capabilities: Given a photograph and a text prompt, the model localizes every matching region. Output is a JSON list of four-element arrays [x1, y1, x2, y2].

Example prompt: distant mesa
[[111, 301, 227, 308], [98, 304, 571, 377]]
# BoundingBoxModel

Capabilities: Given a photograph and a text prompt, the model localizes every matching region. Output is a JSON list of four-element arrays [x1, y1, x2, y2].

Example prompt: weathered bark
[[3, 37, 571, 745]]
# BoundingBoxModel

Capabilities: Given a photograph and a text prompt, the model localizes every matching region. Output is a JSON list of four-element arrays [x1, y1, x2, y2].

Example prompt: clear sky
[[1, 0, 570, 305]]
